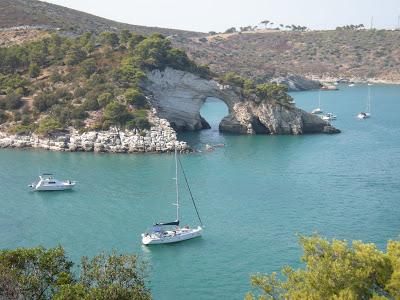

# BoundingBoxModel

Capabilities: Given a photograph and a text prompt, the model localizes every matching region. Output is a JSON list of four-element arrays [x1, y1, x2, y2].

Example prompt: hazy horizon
[[42, 0, 400, 32]]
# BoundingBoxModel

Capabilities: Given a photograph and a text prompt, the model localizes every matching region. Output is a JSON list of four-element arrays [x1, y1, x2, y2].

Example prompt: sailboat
[[357, 85, 371, 119], [311, 90, 324, 114], [141, 149, 203, 245]]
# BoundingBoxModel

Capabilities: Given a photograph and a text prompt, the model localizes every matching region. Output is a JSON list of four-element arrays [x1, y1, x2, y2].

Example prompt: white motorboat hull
[[34, 183, 75, 191], [142, 226, 203, 245]]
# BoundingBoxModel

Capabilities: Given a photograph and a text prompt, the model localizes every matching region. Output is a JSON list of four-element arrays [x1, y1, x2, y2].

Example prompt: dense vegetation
[[0, 246, 150, 300], [220, 72, 293, 104], [246, 235, 400, 300], [0, 30, 210, 135]]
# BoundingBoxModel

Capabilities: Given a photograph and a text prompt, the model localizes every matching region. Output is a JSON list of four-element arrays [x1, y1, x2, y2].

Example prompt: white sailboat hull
[[142, 226, 203, 245], [357, 112, 370, 119], [311, 108, 323, 114]]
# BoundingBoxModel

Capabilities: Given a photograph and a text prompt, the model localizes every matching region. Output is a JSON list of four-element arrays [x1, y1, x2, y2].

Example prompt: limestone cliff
[[144, 68, 339, 135]]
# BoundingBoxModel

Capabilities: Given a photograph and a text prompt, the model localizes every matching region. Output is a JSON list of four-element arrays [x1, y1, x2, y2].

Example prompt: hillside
[[0, 0, 202, 37], [174, 29, 400, 83], [1, 0, 399, 84]]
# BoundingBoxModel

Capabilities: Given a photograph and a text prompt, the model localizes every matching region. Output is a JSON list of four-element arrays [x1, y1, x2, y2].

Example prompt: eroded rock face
[[220, 101, 335, 135], [144, 68, 239, 131], [144, 68, 339, 135]]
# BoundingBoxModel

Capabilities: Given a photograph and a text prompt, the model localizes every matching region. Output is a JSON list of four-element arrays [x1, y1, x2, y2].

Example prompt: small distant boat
[[348, 83, 355, 87], [311, 90, 323, 114], [321, 84, 338, 90], [141, 149, 203, 245], [357, 112, 370, 119], [367, 83, 373, 86], [289, 100, 296, 105], [357, 85, 372, 119], [29, 174, 76, 191], [321, 113, 337, 121]]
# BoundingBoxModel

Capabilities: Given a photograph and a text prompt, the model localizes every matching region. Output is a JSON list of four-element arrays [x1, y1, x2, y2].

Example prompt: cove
[[0, 84, 399, 300]]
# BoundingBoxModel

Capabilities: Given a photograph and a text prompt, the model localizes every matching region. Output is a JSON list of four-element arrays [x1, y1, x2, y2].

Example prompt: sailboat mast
[[318, 90, 321, 108], [175, 148, 179, 221], [367, 85, 371, 113]]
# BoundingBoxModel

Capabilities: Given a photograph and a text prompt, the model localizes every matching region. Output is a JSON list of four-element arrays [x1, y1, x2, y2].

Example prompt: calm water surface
[[0, 84, 399, 299]]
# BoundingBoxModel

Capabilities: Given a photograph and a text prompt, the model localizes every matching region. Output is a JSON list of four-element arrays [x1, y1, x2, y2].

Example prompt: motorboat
[[29, 174, 76, 191], [348, 83, 355, 87], [321, 113, 337, 121], [141, 149, 203, 245]]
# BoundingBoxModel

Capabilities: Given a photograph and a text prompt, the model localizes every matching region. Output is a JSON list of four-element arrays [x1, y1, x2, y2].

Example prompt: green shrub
[[127, 33, 146, 49], [79, 58, 97, 78], [8, 124, 34, 135], [0, 73, 28, 95], [54, 88, 73, 101], [13, 111, 21, 121], [97, 92, 113, 107], [99, 31, 120, 48], [0, 109, 8, 124], [28, 63, 40, 78], [50, 104, 73, 125], [82, 90, 100, 111], [255, 83, 292, 103], [36, 116, 63, 135], [74, 86, 86, 98], [134, 117, 151, 130], [4, 92, 24, 110], [103, 101, 132, 127], [124, 88, 147, 108], [50, 71, 62, 83], [65, 45, 86, 66], [71, 106, 88, 120], [33, 92, 57, 112]]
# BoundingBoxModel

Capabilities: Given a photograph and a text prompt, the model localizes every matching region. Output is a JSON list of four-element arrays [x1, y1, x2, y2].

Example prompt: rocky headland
[[144, 68, 339, 135], [0, 68, 339, 154]]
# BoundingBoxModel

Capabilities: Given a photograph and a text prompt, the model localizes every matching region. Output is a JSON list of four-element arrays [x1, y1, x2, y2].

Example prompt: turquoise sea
[[0, 84, 399, 299]]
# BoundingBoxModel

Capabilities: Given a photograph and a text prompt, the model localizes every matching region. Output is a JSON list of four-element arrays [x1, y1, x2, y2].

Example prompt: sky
[[43, 0, 400, 32]]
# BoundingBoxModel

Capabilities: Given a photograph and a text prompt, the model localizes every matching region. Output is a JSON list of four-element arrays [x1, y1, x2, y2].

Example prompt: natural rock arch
[[144, 68, 339, 135]]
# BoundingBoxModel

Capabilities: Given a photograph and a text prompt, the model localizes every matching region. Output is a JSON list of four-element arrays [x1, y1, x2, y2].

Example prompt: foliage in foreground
[[0, 246, 151, 300], [246, 235, 400, 300]]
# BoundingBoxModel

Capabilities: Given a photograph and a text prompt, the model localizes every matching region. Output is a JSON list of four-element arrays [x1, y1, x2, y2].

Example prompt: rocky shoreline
[[313, 76, 400, 85], [0, 111, 189, 153]]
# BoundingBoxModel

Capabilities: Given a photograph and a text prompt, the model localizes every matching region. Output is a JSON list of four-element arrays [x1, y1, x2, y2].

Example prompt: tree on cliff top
[[0, 246, 151, 300], [246, 235, 400, 300]]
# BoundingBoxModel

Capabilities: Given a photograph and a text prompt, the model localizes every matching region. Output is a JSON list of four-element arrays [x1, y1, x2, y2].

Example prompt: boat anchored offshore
[[357, 85, 372, 119], [321, 113, 337, 121], [311, 90, 324, 115], [141, 149, 203, 245], [29, 174, 76, 191]]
